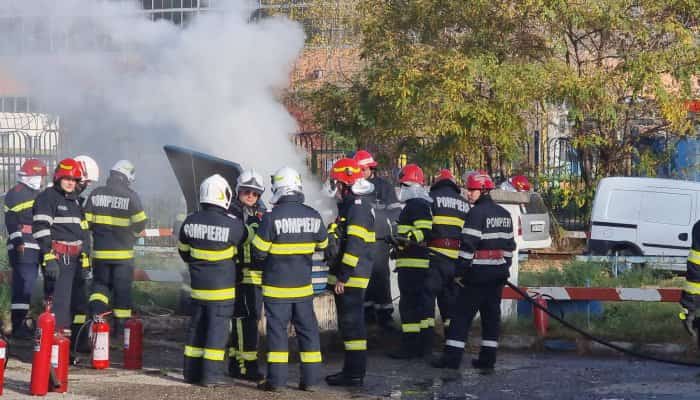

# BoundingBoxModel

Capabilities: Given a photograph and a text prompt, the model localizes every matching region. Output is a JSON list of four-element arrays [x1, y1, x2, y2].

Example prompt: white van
[[587, 177, 700, 257]]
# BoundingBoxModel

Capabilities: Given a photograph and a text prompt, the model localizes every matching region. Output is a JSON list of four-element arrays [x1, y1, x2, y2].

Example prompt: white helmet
[[236, 169, 265, 194], [200, 174, 232, 210], [74, 155, 99, 183], [270, 166, 302, 204], [111, 160, 136, 183]]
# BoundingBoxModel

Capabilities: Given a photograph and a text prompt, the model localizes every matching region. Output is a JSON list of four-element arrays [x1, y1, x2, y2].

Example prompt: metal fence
[[292, 132, 350, 181]]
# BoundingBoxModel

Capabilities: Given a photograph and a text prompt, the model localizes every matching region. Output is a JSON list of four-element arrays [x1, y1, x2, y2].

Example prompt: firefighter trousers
[[264, 298, 322, 388], [229, 284, 263, 376], [89, 260, 134, 322], [184, 300, 235, 384], [10, 257, 38, 329], [335, 287, 367, 378], [364, 240, 393, 322], [397, 267, 430, 354], [426, 255, 458, 327], [441, 283, 504, 368], [44, 256, 87, 333]]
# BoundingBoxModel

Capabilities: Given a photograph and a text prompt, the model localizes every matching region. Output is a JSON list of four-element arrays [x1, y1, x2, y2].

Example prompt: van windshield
[[525, 193, 548, 214]]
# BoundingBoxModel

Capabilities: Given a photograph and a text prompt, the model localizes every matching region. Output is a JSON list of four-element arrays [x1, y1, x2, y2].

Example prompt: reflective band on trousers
[[432, 215, 465, 227], [685, 280, 700, 295], [689, 249, 700, 266], [344, 340, 367, 351], [481, 340, 499, 348], [203, 348, 226, 361], [396, 258, 430, 269], [262, 284, 313, 298], [93, 250, 135, 260], [446, 339, 465, 348], [184, 345, 204, 358], [191, 287, 236, 301], [300, 351, 322, 363], [327, 274, 369, 289], [267, 351, 289, 363], [402, 323, 421, 333], [190, 246, 236, 261]]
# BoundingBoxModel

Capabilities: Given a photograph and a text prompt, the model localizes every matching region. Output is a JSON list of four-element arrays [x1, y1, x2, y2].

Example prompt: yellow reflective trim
[[414, 219, 433, 229], [347, 225, 376, 243], [429, 246, 459, 259], [396, 258, 430, 269], [228, 347, 237, 357], [401, 323, 421, 333], [81, 253, 90, 267], [114, 308, 132, 319], [239, 351, 258, 361], [9, 200, 34, 213], [300, 351, 322, 363], [344, 340, 367, 351], [262, 284, 313, 298], [688, 249, 700, 265], [178, 241, 190, 252], [90, 215, 131, 227], [342, 252, 359, 267], [397, 225, 412, 234], [73, 314, 86, 324], [85, 212, 93, 221], [252, 235, 271, 252], [433, 215, 465, 227], [191, 287, 236, 301], [327, 274, 369, 289], [242, 268, 263, 285], [420, 318, 435, 328], [685, 280, 700, 295], [413, 229, 425, 242], [80, 220, 89, 230], [268, 242, 316, 255], [93, 250, 135, 260], [267, 351, 289, 363], [328, 223, 337, 234], [316, 238, 329, 249], [44, 253, 57, 262], [130, 211, 147, 223], [89, 293, 110, 305], [203, 348, 226, 361], [190, 246, 236, 261], [184, 345, 204, 358]]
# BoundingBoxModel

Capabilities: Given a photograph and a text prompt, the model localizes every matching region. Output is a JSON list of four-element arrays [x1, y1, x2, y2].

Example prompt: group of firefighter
[[4, 149, 519, 391]]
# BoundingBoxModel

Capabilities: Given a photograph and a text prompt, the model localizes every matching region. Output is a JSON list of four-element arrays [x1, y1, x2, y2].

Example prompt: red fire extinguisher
[[91, 313, 110, 370], [533, 294, 549, 337], [30, 303, 56, 396], [0, 336, 7, 395], [50, 330, 70, 393], [123, 317, 143, 370]]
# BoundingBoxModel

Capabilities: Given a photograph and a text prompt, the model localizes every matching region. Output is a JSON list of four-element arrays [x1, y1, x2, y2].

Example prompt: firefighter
[[354, 150, 401, 330], [75, 155, 100, 203], [32, 158, 92, 333], [5, 159, 47, 338], [178, 174, 246, 387], [388, 164, 433, 359], [431, 171, 516, 371], [228, 170, 266, 381], [252, 166, 328, 392], [424, 169, 470, 354], [680, 219, 700, 342], [85, 160, 148, 335], [324, 158, 375, 387]]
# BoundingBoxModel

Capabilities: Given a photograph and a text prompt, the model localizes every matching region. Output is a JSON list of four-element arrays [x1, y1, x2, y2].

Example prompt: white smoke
[[0, 0, 334, 220]]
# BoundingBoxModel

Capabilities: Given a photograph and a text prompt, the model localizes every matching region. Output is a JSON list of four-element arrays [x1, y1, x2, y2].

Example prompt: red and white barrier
[[139, 228, 173, 238], [503, 286, 681, 302]]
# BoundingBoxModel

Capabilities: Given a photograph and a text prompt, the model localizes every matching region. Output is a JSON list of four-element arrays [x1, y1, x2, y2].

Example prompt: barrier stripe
[[502, 286, 681, 302]]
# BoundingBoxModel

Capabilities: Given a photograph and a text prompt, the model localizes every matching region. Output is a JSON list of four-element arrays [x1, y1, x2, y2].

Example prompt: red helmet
[[465, 171, 495, 190], [53, 158, 83, 182], [19, 159, 47, 177], [510, 175, 531, 191], [330, 158, 363, 185], [399, 164, 425, 185], [434, 169, 456, 184], [353, 150, 378, 168]]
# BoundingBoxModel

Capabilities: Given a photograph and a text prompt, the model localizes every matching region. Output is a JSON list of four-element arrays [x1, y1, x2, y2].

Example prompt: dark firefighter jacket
[[396, 198, 433, 269], [458, 194, 516, 284], [252, 193, 328, 302], [84, 174, 148, 263], [429, 180, 470, 259], [4, 182, 41, 263], [327, 193, 376, 288], [32, 185, 91, 267], [369, 175, 401, 240], [682, 220, 700, 310], [178, 204, 247, 303], [229, 200, 265, 286]]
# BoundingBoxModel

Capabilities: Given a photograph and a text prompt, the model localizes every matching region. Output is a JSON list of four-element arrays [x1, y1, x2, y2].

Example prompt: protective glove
[[44, 259, 59, 281], [680, 307, 697, 339], [324, 232, 341, 265]]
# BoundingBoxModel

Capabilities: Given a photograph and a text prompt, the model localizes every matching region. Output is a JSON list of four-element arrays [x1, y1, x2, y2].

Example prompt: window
[[606, 190, 642, 221], [640, 192, 692, 226]]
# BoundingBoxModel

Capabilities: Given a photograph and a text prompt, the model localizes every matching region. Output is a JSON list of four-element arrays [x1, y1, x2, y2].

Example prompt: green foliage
[[519, 261, 679, 287]]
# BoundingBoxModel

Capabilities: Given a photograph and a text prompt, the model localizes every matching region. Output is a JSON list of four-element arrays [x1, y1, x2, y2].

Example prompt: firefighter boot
[[387, 333, 421, 359], [472, 347, 496, 373], [325, 372, 364, 387], [420, 328, 435, 358], [430, 346, 462, 370]]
